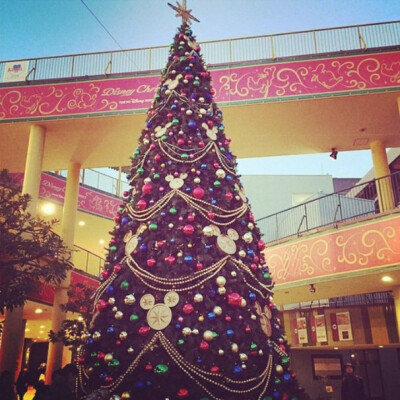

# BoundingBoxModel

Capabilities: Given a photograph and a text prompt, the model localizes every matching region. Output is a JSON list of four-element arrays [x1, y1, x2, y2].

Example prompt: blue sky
[[1, 0, 399, 177]]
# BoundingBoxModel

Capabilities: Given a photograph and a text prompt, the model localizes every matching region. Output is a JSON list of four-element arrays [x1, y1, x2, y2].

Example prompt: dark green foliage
[[0, 169, 72, 311]]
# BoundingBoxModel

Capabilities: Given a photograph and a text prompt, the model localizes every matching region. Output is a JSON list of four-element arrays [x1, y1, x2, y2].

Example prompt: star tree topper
[[168, 0, 200, 24]]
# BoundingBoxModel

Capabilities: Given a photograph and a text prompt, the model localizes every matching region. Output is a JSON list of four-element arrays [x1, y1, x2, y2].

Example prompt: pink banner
[[13, 173, 120, 219], [27, 269, 99, 305], [0, 51, 398, 121], [265, 214, 400, 285]]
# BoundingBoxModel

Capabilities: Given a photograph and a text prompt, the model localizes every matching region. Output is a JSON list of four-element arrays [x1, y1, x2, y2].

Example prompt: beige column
[[45, 161, 80, 383], [393, 286, 400, 340], [370, 140, 395, 212], [0, 125, 46, 377]]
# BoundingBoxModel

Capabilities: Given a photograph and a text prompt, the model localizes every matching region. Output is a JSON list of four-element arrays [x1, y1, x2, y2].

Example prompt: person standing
[[0, 370, 18, 400], [341, 362, 366, 400], [16, 368, 29, 400]]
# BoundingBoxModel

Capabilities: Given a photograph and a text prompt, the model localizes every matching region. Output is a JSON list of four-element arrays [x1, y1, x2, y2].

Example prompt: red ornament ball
[[210, 366, 220, 373], [183, 224, 195, 235], [101, 270, 109, 280], [177, 388, 189, 398], [192, 187, 205, 199], [199, 341, 210, 351], [136, 199, 147, 210], [182, 304, 194, 314], [225, 192, 233, 200], [96, 299, 108, 311], [257, 240, 266, 250], [227, 293, 243, 307], [138, 326, 150, 336], [165, 255, 176, 265], [113, 264, 122, 274], [146, 258, 156, 268]]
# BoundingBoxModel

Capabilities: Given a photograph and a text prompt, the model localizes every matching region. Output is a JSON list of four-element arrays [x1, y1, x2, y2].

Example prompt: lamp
[[330, 148, 338, 160]]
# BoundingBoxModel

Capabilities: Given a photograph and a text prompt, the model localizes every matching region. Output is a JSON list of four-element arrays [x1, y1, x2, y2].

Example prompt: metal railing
[[257, 171, 400, 244], [73, 244, 105, 277], [1, 21, 399, 83], [55, 168, 130, 197]]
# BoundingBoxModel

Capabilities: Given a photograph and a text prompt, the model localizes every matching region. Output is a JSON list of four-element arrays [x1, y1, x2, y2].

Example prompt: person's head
[[344, 362, 354, 374], [1, 370, 13, 384], [61, 363, 78, 385]]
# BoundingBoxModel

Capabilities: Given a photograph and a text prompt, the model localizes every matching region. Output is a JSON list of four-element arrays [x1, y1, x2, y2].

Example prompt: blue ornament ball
[[121, 216, 130, 225], [207, 312, 216, 321], [233, 365, 243, 374], [107, 326, 115, 334], [136, 381, 145, 389], [226, 329, 234, 338], [184, 255, 194, 264], [248, 292, 257, 302]]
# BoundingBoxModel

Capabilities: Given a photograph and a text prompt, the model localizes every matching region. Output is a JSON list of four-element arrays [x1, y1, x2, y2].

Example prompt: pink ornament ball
[[142, 183, 153, 195]]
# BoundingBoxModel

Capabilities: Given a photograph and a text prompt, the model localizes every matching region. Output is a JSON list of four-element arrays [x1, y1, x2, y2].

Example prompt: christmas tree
[[77, 3, 305, 400]]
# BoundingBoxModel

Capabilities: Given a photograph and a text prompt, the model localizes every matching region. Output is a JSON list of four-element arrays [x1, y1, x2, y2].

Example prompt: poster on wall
[[330, 311, 353, 341], [3, 60, 29, 82], [311, 314, 328, 343], [296, 316, 309, 344]]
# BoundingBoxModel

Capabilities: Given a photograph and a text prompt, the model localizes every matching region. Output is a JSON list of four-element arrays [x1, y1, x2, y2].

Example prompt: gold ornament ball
[[144, 177, 151, 183], [119, 331, 128, 340], [194, 293, 204, 303], [92, 331, 101, 341], [202, 226, 214, 237], [165, 89, 171, 95], [248, 222, 254, 230], [115, 311, 124, 320], [240, 299, 247, 307], [241, 363, 247, 370], [198, 315, 204, 322], [192, 329, 199, 335], [243, 232, 253, 243], [168, 223, 174, 229], [104, 353, 113, 362], [121, 392, 131, 399], [240, 353, 248, 361], [258, 350, 264, 356], [182, 327, 192, 336], [231, 271, 237, 277], [218, 287, 227, 295], [231, 343, 239, 353], [218, 349, 224, 356], [203, 330, 214, 341], [124, 294, 136, 305], [275, 365, 284, 375], [200, 108, 206, 114], [127, 347, 134, 354], [216, 276, 226, 287], [251, 314, 257, 320], [239, 250, 246, 258], [112, 306, 118, 312], [213, 306, 223, 316], [216, 169, 226, 179], [194, 177, 201, 184], [108, 297, 116, 305]]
